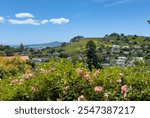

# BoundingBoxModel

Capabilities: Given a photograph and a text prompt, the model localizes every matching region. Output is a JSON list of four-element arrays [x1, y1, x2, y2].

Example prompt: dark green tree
[[0, 51, 6, 56], [70, 36, 84, 43], [4, 49, 14, 56], [86, 40, 100, 71], [20, 43, 24, 51]]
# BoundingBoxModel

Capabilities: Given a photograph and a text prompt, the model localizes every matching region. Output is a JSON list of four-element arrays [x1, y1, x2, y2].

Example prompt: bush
[[0, 56, 31, 79], [0, 58, 150, 101]]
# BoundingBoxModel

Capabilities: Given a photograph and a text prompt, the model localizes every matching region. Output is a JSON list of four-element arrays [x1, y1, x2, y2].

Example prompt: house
[[134, 57, 144, 62], [42, 58, 50, 62], [134, 46, 142, 49], [3, 56, 30, 61], [102, 63, 111, 66], [126, 60, 135, 67], [122, 46, 130, 49], [123, 51, 131, 55], [116, 57, 128, 66], [111, 45, 120, 54], [32, 58, 43, 62], [147, 59, 150, 63]]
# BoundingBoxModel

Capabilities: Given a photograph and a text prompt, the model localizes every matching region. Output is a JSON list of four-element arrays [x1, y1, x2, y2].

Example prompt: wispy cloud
[[15, 13, 34, 18], [0, 16, 5, 23], [8, 19, 41, 25], [105, 0, 129, 6], [92, 0, 110, 3], [49, 18, 70, 24], [41, 19, 49, 24], [2, 13, 70, 25], [92, 0, 130, 6]]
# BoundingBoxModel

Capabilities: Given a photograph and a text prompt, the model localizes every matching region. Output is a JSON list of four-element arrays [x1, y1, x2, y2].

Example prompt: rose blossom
[[121, 85, 128, 92], [22, 73, 34, 80], [78, 95, 86, 101], [94, 70, 100, 78], [76, 68, 84, 76], [83, 74, 90, 81], [10, 79, 18, 85], [31, 86, 39, 93], [40, 69, 49, 74], [94, 86, 103, 93], [117, 79, 122, 83]]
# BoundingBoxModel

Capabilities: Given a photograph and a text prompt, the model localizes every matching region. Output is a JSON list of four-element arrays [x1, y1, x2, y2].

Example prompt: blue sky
[[0, 0, 150, 45]]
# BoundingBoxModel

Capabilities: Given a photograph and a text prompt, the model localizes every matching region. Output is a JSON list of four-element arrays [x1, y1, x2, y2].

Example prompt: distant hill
[[56, 37, 101, 53], [12, 41, 63, 49], [54, 34, 150, 54]]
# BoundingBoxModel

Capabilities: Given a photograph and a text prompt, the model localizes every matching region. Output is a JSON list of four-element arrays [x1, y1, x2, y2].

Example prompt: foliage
[[86, 40, 100, 71], [0, 56, 31, 79], [0, 58, 149, 101], [70, 36, 84, 43]]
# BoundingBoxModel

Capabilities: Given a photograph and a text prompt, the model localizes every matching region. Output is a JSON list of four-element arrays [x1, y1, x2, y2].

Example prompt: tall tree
[[70, 36, 84, 43], [86, 40, 100, 71], [20, 43, 24, 51]]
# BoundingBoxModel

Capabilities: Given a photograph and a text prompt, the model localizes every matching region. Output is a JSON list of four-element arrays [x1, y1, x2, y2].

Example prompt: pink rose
[[10, 79, 19, 85], [31, 86, 39, 93], [94, 70, 100, 78], [117, 79, 122, 83], [83, 74, 91, 81], [76, 68, 84, 76], [78, 95, 86, 101], [121, 85, 128, 92], [94, 86, 103, 93]]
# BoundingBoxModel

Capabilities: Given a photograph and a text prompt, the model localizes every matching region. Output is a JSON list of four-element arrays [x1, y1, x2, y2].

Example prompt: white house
[[116, 57, 128, 66], [111, 45, 121, 54]]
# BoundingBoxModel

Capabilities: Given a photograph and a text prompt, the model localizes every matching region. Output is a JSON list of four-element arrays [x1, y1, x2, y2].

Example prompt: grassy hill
[[55, 34, 150, 54], [56, 38, 101, 53]]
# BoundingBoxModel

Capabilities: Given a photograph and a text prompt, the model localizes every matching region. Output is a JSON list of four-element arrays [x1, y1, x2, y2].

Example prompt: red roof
[[3, 56, 30, 61]]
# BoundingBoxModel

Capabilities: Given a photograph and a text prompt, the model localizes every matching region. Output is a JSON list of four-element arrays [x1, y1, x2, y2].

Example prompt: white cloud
[[92, 0, 130, 6], [41, 19, 49, 24], [92, 0, 110, 3], [4, 13, 70, 26], [49, 18, 70, 24], [0, 16, 4, 23], [8, 19, 40, 25], [105, 0, 129, 6], [15, 13, 34, 18]]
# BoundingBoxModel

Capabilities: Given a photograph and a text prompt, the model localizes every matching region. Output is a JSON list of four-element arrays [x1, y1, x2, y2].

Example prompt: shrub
[[0, 58, 149, 101]]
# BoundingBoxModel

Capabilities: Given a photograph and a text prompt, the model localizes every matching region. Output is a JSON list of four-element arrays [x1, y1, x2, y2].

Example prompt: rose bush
[[0, 58, 150, 101]]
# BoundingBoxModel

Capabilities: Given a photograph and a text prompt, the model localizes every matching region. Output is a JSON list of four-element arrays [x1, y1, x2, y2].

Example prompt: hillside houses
[[116, 57, 128, 66], [109, 44, 149, 66], [111, 45, 120, 54]]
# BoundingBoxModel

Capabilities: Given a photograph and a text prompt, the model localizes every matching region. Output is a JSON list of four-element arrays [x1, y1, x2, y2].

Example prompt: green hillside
[[55, 34, 150, 54], [56, 38, 101, 53]]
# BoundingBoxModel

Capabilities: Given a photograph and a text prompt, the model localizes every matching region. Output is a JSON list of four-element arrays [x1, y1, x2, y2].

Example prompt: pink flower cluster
[[76, 68, 91, 82], [77, 95, 86, 101], [121, 85, 128, 97], [117, 79, 122, 83], [83, 74, 91, 81], [121, 85, 128, 92], [31, 86, 39, 93], [94, 86, 103, 93], [22, 73, 34, 80], [76, 68, 84, 77], [94, 70, 100, 78], [40, 68, 55, 74], [116, 73, 124, 83], [40, 69, 49, 74], [10, 79, 25, 85], [10, 79, 19, 85]]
